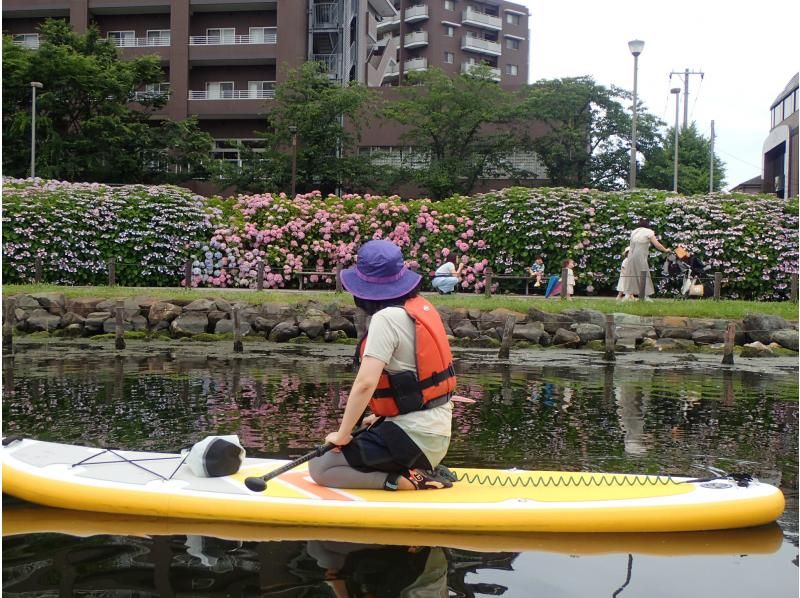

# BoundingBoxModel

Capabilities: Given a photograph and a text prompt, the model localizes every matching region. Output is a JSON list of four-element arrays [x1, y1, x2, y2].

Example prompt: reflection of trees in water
[[1, 533, 518, 597]]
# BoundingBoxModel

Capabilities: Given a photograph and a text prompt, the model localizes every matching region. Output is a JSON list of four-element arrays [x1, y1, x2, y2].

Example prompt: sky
[[520, 0, 799, 190]]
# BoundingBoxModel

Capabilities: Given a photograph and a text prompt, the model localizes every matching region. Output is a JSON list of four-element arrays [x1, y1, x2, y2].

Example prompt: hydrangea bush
[[3, 178, 796, 300], [2, 178, 220, 286]]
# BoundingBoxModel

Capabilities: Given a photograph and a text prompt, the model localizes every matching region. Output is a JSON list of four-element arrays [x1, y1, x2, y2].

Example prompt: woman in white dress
[[619, 219, 672, 300]]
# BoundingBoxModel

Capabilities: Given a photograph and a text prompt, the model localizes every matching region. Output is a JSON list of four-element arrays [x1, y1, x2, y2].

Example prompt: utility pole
[[398, 0, 405, 85], [670, 68, 704, 130], [709, 120, 715, 193]]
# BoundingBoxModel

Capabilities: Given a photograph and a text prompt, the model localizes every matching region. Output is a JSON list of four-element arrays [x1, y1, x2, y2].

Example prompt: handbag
[[688, 278, 704, 297]]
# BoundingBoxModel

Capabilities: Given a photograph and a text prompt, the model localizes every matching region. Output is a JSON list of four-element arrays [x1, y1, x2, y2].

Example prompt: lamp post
[[628, 39, 644, 190], [289, 124, 298, 198], [670, 87, 680, 193], [30, 81, 44, 178]]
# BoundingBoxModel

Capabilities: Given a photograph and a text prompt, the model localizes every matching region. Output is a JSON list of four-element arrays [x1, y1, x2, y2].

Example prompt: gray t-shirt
[[363, 306, 453, 466]]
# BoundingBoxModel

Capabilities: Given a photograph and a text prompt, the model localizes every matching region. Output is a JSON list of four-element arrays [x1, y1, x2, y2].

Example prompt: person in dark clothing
[[676, 245, 713, 297]]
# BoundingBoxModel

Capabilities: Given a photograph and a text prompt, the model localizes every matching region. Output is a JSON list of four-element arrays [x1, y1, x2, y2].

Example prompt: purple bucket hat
[[340, 240, 422, 301]]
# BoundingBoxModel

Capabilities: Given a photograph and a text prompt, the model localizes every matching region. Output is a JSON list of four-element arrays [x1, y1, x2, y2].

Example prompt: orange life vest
[[355, 296, 456, 417]]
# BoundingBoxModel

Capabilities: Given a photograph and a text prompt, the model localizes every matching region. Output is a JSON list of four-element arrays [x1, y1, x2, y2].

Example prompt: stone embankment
[[6, 293, 799, 356]]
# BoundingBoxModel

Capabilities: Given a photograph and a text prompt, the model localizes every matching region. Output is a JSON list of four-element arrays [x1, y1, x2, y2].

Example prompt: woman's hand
[[361, 413, 381, 427], [325, 430, 353, 447]]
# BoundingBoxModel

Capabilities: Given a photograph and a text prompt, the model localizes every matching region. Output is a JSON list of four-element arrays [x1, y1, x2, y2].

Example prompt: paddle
[[244, 425, 370, 492]]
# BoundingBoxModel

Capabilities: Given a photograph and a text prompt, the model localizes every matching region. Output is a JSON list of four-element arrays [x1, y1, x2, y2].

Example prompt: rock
[[84, 311, 112, 334], [527, 308, 574, 334], [251, 317, 275, 334], [148, 302, 183, 326], [673, 339, 698, 351], [562, 308, 605, 328], [102, 318, 133, 334], [96, 298, 141, 319], [14, 295, 41, 310], [691, 329, 726, 345], [130, 315, 148, 331], [538, 332, 552, 347], [61, 312, 86, 326], [571, 322, 604, 343], [448, 308, 471, 330], [183, 298, 217, 312], [268, 321, 300, 342], [742, 314, 790, 344], [452, 320, 480, 339], [741, 341, 775, 358], [655, 316, 692, 339], [62, 323, 84, 337], [611, 312, 645, 327], [326, 315, 354, 338], [259, 303, 295, 327], [214, 299, 233, 314], [326, 329, 348, 342], [24, 308, 62, 332], [323, 302, 341, 317], [659, 326, 695, 339], [237, 305, 261, 324], [207, 310, 228, 328], [552, 328, 581, 348], [467, 308, 482, 322], [771, 329, 799, 351], [30, 292, 66, 315], [170, 312, 209, 337], [655, 338, 683, 351], [215, 319, 253, 336], [513, 321, 544, 343], [299, 315, 330, 340], [66, 297, 105, 317], [639, 338, 658, 350]]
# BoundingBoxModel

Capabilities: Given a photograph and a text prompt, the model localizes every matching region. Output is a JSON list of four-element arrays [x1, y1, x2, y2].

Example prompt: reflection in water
[[2, 351, 798, 595]]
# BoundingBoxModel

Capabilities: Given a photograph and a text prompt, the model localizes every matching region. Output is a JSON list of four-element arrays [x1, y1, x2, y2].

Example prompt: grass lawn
[[4, 284, 798, 321]]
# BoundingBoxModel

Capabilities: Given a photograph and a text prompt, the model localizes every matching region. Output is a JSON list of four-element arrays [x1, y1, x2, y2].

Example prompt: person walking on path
[[619, 218, 672, 300], [310, 240, 456, 492]]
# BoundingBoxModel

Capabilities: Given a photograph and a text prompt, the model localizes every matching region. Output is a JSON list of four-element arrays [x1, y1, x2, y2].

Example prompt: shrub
[[2, 178, 220, 286]]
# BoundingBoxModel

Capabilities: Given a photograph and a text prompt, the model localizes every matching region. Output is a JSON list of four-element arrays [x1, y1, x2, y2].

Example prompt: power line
[[669, 69, 704, 130]]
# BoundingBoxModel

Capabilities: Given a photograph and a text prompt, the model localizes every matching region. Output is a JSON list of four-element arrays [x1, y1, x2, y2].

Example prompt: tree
[[2, 19, 212, 182], [219, 61, 381, 195], [521, 77, 664, 190], [383, 66, 532, 199], [639, 122, 726, 194]]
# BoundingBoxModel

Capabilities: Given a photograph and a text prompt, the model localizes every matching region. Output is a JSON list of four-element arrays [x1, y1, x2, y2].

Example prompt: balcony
[[189, 88, 275, 100], [461, 62, 501, 81], [384, 56, 427, 76], [403, 30, 428, 49], [189, 30, 277, 45], [462, 7, 501, 31], [376, 15, 400, 30], [313, 2, 339, 29], [312, 54, 340, 79], [404, 4, 428, 22], [461, 36, 501, 56], [109, 35, 171, 47]]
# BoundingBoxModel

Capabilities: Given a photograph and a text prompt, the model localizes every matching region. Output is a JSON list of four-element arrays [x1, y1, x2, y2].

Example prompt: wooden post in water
[[484, 267, 493, 297], [256, 262, 265, 291], [108, 258, 116, 287], [790, 273, 798, 302], [3, 297, 16, 354], [184, 259, 193, 290], [34, 257, 43, 283], [721, 322, 736, 365], [298, 270, 304, 291], [603, 313, 616, 362], [638, 270, 648, 302], [498, 315, 516, 359], [335, 264, 343, 293], [232, 305, 243, 353], [115, 300, 125, 350], [714, 272, 722, 301], [560, 267, 568, 299]]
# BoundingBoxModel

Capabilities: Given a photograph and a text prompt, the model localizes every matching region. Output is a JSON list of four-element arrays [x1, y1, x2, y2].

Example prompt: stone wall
[[6, 292, 799, 354]]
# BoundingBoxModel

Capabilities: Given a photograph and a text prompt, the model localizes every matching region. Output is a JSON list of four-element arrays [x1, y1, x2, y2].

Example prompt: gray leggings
[[308, 450, 389, 489]]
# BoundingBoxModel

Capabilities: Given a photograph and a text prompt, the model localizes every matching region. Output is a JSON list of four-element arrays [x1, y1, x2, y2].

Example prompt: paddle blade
[[244, 476, 267, 492]]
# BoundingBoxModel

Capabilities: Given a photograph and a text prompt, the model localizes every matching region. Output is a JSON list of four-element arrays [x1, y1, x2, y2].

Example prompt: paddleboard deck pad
[[1, 438, 785, 533]]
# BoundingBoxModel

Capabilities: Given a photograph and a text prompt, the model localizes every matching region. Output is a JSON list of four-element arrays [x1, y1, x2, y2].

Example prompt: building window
[[12, 33, 40, 48], [505, 64, 518, 76], [249, 27, 275, 43], [506, 13, 520, 25], [772, 102, 784, 127], [444, 0, 455, 10], [444, 51, 454, 64], [107, 31, 136, 47], [783, 94, 795, 119], [445, 25, 455, 37], [248, 81, 275, 98], [206, 28, 235, 44], [505, 38, 520, 50], [206, 81, 234, 99], [146, 30, 171, 45]]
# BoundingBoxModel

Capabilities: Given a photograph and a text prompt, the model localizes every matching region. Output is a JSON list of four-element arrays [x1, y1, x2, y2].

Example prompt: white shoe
[[644, 297, 653, 302]]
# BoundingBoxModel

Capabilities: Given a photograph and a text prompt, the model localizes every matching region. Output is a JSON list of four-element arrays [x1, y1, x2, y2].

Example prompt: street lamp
[[288, 124, 298, 198], [30, 81, 44, 178], [670, 87, 681, 193], [628, 39, 644, 190]]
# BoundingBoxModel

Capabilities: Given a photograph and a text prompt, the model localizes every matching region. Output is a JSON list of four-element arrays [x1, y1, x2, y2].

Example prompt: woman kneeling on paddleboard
[[310, 240, 456, 491]]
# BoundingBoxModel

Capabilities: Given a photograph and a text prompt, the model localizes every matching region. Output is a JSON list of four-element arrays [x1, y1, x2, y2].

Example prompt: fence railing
[[18, 256, 800, 302], [189, 31, 277, 45]]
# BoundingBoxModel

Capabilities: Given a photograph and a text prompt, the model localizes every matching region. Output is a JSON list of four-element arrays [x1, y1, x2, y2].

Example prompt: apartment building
[[762, 73, 798, 198], [4, 0, 537, 188]]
